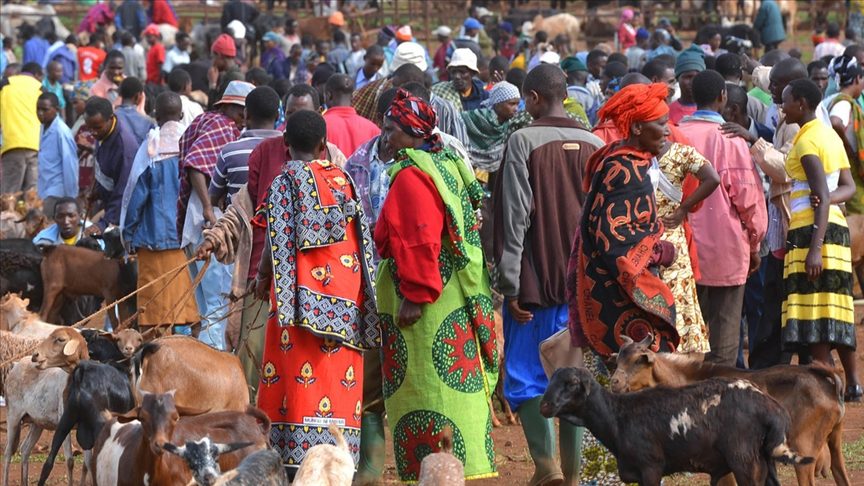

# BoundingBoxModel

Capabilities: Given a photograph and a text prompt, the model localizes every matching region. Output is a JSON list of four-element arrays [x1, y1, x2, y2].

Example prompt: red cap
[[211, 33, 237, 57], [142, 24, 160, 37]]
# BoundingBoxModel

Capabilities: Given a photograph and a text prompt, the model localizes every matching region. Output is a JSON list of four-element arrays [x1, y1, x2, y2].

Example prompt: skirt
[[257, 308, 363, 471], [136, 248, 199, 326]]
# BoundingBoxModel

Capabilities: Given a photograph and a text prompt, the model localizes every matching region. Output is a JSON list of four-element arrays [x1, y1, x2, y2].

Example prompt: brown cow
[[610, 336, 850, 486], [92, 391, 270, 486]]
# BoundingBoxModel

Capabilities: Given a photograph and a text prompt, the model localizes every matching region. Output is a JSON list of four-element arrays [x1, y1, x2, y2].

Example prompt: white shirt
[[814, 40, 845, 61], [162, 46, 190, 74], [180, 94, 204, 129]]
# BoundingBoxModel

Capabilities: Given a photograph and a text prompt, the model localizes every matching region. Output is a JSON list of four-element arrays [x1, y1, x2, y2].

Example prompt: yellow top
[[0, 74, 42, 154], [62, 234, 78, 246]]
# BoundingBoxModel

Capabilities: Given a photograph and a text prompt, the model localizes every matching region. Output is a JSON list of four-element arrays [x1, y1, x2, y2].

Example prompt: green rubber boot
[[352, 412, 386, 486], [518, 397, 564, 486], [560, 422, 584, 486]]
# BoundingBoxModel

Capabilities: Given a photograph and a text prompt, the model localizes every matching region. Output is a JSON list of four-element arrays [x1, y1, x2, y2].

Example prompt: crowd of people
[[0, 0, 862, 484]]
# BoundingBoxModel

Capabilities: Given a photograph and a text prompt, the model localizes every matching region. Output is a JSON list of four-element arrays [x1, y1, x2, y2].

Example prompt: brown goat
[[611, 336, 849, 486]]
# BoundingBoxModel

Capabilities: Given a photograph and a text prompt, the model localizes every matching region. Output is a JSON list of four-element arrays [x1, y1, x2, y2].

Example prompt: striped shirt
[[209, 129, 282, 205]]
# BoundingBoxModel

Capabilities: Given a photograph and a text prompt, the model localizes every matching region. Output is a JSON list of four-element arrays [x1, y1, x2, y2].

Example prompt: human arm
[[801, 154, 830, 280], [61, 130, 80, 198], [187, 167, 216, 227], [726, 144, 769, 255], [753, 4, 767, 30], [122, 166, 150, 243], [661, 158, 721, 229], [252, 242, 272, 301], [812, 168, 856, 207], [749, 137, 791, 184]]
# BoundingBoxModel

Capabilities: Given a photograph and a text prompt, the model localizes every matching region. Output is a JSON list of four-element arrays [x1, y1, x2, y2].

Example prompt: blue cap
[[464, 17, 483, 30], [262, 31, 281, 43], [636, 27, 650, 40]]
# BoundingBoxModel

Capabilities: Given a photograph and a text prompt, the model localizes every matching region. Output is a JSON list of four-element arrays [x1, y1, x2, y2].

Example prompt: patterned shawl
[[460, 107, 512, 172], [576, 142, 678, 357]]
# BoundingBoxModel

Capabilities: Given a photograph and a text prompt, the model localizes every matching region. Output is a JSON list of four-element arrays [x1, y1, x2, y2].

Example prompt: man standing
[[143, 23, 165, 86], [492, 64, 604, 486], [177, 80, 253, 350], [754, 0, 786, 51], [432, 25, 453, 80], [669, 45, 706, 124], [0, 62, 42, 194], [41, 61, 66, 117], [323, 74, 381, 157], [36, 92, 78, 218], [162, 32, 191, 77], [207, 34, 240, 110], [432, 48, 489, 110], [354, 45, 385, 90], [678, 70, 767, 366], [116, 77, 155, 146], [167, 69, 203, 128], [561, 56, 600, 125]]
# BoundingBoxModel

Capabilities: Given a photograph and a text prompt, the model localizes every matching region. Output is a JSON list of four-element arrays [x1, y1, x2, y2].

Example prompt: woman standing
[[654, 141, 720, 352], [253, 110, 380, 475], [617, 8, 638, 52], [781, 78, 861, 401], [374, 90, 499, 482]]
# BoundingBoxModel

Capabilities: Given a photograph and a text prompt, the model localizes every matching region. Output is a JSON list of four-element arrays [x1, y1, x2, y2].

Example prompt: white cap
[[432, 25, 452, 37], [391, 41, 428, 72], [475, 6, 492, 18], [539, 50, 561, 65], [447, 48, 479, 72], [227, 19, 246, 39]]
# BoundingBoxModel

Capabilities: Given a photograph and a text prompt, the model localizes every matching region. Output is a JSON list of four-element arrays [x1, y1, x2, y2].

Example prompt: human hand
[[195, 240, 214, 261], [207, 65, 219, 88], [398, 299, 423, 328], [508, 298, 533, 323], [720, 122, 756, 145], [203, 208, 217, 229], [809, 193, 822, 208], [806, 247, 823, 281], [748, 251, 761, 276], [660, 207, 686, 229], [84, 225, 102, 236]]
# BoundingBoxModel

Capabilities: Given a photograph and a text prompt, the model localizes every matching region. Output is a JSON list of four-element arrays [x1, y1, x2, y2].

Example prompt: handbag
[[539, 328, 584, 379]]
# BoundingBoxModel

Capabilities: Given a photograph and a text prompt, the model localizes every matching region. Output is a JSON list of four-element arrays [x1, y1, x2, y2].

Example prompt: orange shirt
[[78, 46, 106, 82]]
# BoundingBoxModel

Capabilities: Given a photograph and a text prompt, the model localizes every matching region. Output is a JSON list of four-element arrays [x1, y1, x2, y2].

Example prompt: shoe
[[518, 397, 564, 486], [352, 412, 386, 486], [845, 384, 863, 402]]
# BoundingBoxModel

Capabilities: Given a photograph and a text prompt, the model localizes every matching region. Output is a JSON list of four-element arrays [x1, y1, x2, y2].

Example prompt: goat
[[0, 240, 43, 309], [92, 391, 270, 486], [540, 367, 813, 486], [610, 336, 850, 486], [291, 424, 355, 486], [31, 327, 136, 486], [2, 359, 77, 486], [0, 330, 41, 394], [133, 336, 249, 412], [81, 328, 144, 374], [164, 439, 287, 486], [417, 426, 464, 486], [1, 293, 64, 338]]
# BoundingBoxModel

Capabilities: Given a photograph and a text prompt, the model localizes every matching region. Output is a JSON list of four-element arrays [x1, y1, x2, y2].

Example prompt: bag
[[539, 328, 584, 379]]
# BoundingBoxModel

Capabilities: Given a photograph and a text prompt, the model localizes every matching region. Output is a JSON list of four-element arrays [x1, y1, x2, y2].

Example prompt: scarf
[[461, 107, 511, 172]]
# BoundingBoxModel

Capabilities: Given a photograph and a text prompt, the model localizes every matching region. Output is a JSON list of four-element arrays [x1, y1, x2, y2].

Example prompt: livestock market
[[1, 0, 864, 484]]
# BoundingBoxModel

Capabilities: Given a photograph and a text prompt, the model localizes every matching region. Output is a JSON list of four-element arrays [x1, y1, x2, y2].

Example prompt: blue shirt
[[123, 155, 183, 250], [33, 221, 102, 248], [38, 116, 79, 200], [115, 105, 155, 147], [42, 79, 66, 109], [461, 78, 490, 111], [355, 67, 382, 90], [23, 37, 49, 65]]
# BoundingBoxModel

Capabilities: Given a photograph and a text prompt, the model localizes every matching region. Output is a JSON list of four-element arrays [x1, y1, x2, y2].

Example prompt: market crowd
[[0, 0, 861, 484]]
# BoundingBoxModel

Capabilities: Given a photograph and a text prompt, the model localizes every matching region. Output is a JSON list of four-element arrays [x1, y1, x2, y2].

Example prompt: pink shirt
[[669, 101, 697, 125], [678, 117, 768, 287], [322, 106, 381, 158]]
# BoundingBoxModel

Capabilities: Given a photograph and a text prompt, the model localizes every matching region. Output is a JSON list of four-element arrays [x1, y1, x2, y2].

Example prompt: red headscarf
[[597, 83, 669, 139], [386, 89, 440, 147]]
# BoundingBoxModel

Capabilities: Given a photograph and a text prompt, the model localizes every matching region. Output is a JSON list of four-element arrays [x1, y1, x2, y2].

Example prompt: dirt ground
[[2, 327, 863, 486]]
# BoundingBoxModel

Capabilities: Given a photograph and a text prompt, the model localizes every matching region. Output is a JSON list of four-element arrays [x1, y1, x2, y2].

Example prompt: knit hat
[[483, 81, 520, 108], [560, 56, 588, 73], [391, 42, 427, 72], [328, 11, 345, 27], [464, 17, 483, 31], [214, 80, 255, 106], [448, 48, 479, 72], [675, 45, 706, 77], [211, 33, 237, 57], [395, 25, 413, 42]]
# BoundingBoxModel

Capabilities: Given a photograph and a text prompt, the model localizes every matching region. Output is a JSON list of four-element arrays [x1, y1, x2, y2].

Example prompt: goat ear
[[638, 353, 655, 365], [114, 407, 140, 423], [162, 443, 185, 457], [175, 405, 210, 417], [63, 338, 80, 357], [215, 442, 254, 455]]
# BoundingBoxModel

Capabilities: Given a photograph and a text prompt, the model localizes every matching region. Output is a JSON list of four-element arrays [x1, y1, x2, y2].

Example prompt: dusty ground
[[3, 328, 863, 486]]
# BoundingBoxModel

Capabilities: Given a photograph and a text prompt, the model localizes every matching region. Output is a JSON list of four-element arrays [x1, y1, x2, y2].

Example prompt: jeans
[[188, 254, 234, 350], [737, 257, 767, 368]]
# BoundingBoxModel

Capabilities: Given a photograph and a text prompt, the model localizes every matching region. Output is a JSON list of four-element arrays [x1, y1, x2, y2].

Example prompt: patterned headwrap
[[385, 89, 441, 147], [830, 54, 863, 88], [597, 83, 669, 139]]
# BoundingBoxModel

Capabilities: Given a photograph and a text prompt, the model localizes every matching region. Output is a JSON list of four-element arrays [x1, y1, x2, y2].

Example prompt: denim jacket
[[122, 155, 183, 250]]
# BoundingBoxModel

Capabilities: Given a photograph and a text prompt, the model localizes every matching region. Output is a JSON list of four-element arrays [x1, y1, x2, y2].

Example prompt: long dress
[[782, 119, 857, 350], [256, 159, 380, 473], [655, 143, 711, 353], [374, 147, 499, 482]]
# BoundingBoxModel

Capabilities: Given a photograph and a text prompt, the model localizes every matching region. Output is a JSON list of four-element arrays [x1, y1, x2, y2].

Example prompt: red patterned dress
[[256, 159, 379, 473]]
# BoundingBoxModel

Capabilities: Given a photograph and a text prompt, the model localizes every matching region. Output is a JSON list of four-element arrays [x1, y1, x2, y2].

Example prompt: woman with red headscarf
[[374, 89, 499, 482]]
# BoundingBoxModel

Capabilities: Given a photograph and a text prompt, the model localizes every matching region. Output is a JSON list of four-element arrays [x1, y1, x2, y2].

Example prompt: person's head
[[534, 30, 549, 46], [808, 60, 830, 94], [350, 33, 362, 51], [85, 96, 115, 140], [846, 26, 857, 43], [586, 49, 608, 78], [675, 45, 706, 103], [315, 39, 331, 57], [363, 45, 385, 76], [560, 56, 589, 86], [120, 30, 135, 47], [167, 68, 192, 95], [215, 80, 255, 129], [829, 54, 864, 96], [143, 24, 161, 45], [608, 52, 628, 66], [324, 73, 354, 107], [447, 48, 480, 93], [505, 68, 527, 96], [22, 62, 43, 80], [485, 81, 521, 124], [119, 76, 145, 106], [383, 89, 439, 152], [600, 61, 627, 95], [285, 17, 298, 36], [721, 82, 749, 126], [782, 78, 823, 125], [759, 48, 790, 67], [53, 198, 81, 239], [464, 17, 482, 38], [377, 27, 392, 47], [375, 87, 399, 127], [390, 63, 428, 89], [488, 56, 510, 83], [553, 33, 571, 56], [715, 53, 743, 82], [71, 83, 89, 116], [433, 25, 452, 43], [827, 22, 841, 39], [210, 34, 237, 71], [262, 31, 280, 51], [284, 110, 327, 159], [692, 69, 727, 111], [641, 58, 676, 90], [400, 81, 431, 102], [46, 60, 63, 84], [175, 32, 191, 52], [19, 23, 35, 41], [104, 50, 126, 84], [154, 91, 182, 126], [522, 63, 567, 119], [477, 55, 491, 83], [769, 57, 807, 104], [390, 41, 428, 73], [311, 63, 336, 103], [37, 92, 60, 126], [244, 86, 280, 129], [598, 83, 670, 155], [245, 67, 272, 87], [844, 44, 864, 65], [284, 83, 320, 116], [3, 63, 21, 78], [636, 27, 651, 48], [620, 72, 650, 88], [620, 8, 636, 26]]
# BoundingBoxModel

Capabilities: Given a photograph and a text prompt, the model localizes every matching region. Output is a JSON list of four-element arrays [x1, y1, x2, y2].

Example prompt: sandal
[[845, 384, 863, 402]]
